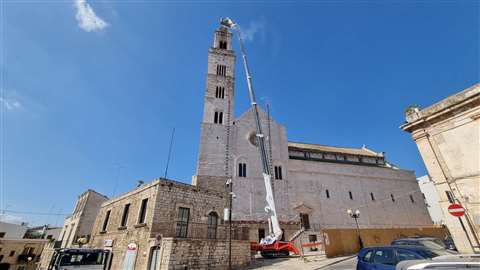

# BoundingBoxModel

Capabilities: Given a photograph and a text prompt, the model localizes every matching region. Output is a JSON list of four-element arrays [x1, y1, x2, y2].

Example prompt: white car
[[396, 254, 480, 270]]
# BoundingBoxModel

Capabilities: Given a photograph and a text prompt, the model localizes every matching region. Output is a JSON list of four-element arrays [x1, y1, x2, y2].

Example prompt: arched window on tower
[[219, 41, 227, 49], [216, 65, 226, 76], [215, 86, 225, 99], [207, 212, 218, 239], [213, 111, 223, 124], [274, 166, 283, 180], [238, 163, 247, 177]]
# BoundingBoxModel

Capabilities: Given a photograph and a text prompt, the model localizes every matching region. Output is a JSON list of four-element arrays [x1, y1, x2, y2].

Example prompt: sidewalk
[[245, 253, 357, 270]]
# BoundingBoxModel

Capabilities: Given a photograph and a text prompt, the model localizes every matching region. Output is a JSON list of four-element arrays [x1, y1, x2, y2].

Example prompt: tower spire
[[193, 24, 236, 192]]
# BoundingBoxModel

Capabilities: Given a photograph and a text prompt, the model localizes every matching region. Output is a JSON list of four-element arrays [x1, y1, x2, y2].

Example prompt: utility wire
[[0, 209, 69, 216]]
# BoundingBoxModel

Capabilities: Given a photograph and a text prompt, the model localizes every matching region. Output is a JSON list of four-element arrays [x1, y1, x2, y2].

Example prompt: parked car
[[356, 245, 453, 270], [391, 237, 457, 252], [396, 254, 480, 269]]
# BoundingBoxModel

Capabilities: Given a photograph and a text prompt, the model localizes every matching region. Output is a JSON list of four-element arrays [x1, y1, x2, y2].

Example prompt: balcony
[[17, 254, 37, 263]]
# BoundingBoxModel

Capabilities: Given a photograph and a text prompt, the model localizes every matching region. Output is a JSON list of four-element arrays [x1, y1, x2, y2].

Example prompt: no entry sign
[[448, 203, 465, 217]]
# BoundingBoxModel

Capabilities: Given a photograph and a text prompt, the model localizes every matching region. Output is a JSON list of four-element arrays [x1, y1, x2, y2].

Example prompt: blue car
[[356, 245, 452, 270]]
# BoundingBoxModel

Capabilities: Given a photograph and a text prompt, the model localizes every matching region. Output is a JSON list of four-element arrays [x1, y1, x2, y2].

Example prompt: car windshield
[[59, 252, 105, 266], [419, 240, 446, 250]]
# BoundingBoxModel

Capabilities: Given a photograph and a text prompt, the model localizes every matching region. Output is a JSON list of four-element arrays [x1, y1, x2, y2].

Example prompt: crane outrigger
[[220, 17, 300, 258]]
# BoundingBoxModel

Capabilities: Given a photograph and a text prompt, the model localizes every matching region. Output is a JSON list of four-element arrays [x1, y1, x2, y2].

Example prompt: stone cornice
[[401, 83, 480, 133]]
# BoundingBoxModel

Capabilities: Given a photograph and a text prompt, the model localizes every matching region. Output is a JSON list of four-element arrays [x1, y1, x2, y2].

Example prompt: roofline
[[401, 83, 480, 132], [287, 141, 384, 157]]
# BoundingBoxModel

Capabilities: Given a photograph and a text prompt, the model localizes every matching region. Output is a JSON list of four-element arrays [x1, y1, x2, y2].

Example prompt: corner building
[[193, 25, 438, 256]]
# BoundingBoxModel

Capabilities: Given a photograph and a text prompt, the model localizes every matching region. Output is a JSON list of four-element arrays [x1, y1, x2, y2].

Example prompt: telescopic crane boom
[[220, 18, 300, 257]]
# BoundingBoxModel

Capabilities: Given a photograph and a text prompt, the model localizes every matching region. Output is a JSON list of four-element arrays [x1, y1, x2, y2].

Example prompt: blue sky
[[1, 1, 478, 225]]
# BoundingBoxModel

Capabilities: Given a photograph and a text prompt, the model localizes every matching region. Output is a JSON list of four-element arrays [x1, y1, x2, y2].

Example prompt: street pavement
[[317, 257, 357, 270], [245, 254, 357, 270]]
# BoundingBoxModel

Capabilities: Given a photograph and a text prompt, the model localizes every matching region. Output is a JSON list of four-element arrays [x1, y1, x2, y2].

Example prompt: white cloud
[[240, 21, 265, 43], [0, 97, 22, 110], [0, 214, 26, 225], [74, 0, 109, 32]]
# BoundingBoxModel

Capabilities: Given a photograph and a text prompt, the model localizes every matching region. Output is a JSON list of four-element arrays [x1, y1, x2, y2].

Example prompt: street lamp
[[347, 209, 364, 249]]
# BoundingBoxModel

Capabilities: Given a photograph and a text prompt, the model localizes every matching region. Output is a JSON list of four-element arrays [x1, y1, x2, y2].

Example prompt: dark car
[[357, 245, 452, 270], [391, 237, 457, 252]]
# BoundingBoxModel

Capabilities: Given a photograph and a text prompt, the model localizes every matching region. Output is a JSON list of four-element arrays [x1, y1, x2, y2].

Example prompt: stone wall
[[58, 189, 108, 248], [90, 178, 230, 269], [158, 238, 250, 270]]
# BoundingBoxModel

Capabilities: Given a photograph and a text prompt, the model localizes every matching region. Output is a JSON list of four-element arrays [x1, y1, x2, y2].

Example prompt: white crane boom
[[220, 17, 282, 245]]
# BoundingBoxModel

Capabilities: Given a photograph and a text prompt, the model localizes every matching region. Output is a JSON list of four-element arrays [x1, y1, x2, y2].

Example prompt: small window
[[258, 228, 265, 242], [215, 86, 225, 99], [176, 207, 190, 238], [219, 41, 227, 49], [214, 111, 223, 124], [349, 191, 353, 200], [0, 255, 3, 263], [391, 194, 395, 202], [9, 250, 15, 257], [370, 192, 375, 201], [274, 166, 283, 180], [138, 198, 148, 224], [216, 65, 226, 76], [207, 212, 218, 239], [102, 210, 111, 232], [445, 190, 455, 203], [300, 213, 310, 230], [325, 189, 330, 198], [409, 194, 415, 203], [121, 203, 130, 227], [0, 232, 5, 238], [238, 163, 247, 177]]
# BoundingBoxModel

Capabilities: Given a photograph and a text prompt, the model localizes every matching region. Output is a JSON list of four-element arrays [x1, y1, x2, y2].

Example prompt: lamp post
[[347, 209, 364, 249]]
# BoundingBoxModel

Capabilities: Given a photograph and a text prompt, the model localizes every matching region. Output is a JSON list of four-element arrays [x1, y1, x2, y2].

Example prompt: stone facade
[[58, 189, 108, 248], [194, 25, 434, 248], [89, 178, 250, 270], [401, 83, 480, 253]]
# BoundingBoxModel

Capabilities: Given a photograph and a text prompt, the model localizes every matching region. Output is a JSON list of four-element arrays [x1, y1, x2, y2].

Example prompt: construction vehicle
[[220, 17, 301, 258], [47, 248, 112, 270]]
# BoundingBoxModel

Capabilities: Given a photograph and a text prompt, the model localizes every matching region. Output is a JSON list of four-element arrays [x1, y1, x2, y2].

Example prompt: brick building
[[0, 222, 49, 270], [89, 178, 250, 270], [38, 189, 108, 269], [58, 189, 108, 249], [402, 83, 480, 253]]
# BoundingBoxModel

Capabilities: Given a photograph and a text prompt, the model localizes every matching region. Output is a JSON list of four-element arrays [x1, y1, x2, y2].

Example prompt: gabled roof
[[288, 141, 384, 158]]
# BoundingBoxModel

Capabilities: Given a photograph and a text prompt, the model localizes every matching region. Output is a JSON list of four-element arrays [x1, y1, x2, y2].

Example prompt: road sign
[[448, 203, 465, 217]]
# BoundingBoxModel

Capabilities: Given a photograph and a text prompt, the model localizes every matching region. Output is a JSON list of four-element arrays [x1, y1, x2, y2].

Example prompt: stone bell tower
[[193, 25, 236, 191]]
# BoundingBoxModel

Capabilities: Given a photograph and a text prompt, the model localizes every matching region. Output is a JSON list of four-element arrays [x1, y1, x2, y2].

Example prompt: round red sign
[[448, 203, 465, 217]]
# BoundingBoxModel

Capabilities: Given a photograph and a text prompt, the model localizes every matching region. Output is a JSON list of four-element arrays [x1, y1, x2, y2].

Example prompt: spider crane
[[220, 17, 300, 258]]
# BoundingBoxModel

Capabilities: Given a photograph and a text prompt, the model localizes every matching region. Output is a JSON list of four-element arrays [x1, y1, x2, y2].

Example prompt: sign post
[[447, 203, 475, 251]]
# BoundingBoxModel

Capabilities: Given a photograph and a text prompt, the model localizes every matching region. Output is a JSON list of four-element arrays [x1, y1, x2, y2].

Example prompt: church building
[[192, 25, 438, 253]]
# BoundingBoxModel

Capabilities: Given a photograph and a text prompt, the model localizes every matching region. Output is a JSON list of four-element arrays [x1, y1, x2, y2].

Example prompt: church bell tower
[[193, 25, 236, 191]]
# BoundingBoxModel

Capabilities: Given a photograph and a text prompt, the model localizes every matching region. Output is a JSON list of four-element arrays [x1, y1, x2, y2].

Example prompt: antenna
[[164, 128, 175, 179], [111, 163, 125, 198]]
